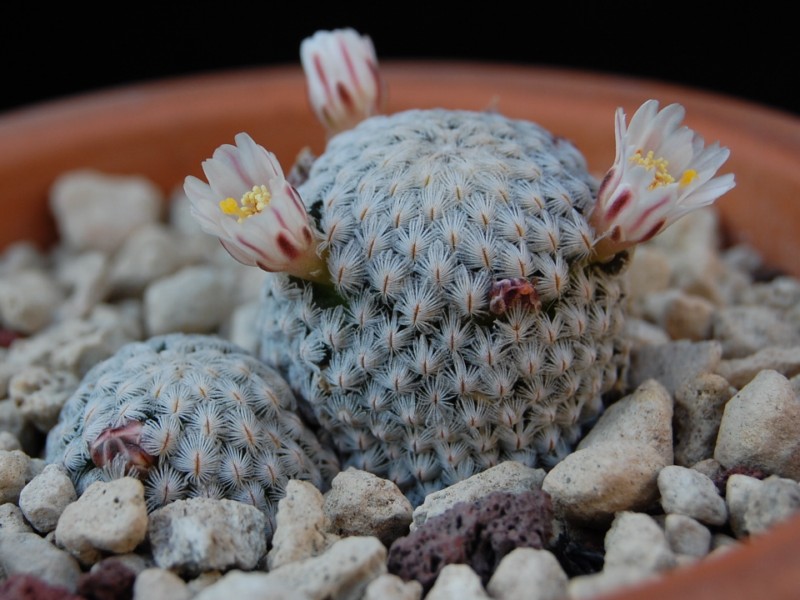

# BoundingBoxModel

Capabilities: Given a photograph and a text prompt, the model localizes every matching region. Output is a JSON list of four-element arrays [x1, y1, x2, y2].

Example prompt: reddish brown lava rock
[[387, 489, 554, 592], [76, 559, 137, 600], [0, 574, 82, 600], [0, 328, 22, 348], [713, 464, 768, 495]]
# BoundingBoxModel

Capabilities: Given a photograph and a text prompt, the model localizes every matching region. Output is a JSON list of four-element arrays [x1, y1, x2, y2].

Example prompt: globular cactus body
[[258, 109, 629, 504], [45, 333, 339, 534]]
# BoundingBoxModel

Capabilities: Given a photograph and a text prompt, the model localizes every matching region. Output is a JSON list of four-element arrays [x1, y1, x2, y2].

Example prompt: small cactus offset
[[45, 333, 339, 534], [183, 29, 735, 505]]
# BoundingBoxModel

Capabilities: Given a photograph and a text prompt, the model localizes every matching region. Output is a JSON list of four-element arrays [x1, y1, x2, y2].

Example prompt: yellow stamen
[[679, 169, 698, 187], [219, 184, 272, 222], [630, 150, 675, 189], [220, 197, 246, 218]]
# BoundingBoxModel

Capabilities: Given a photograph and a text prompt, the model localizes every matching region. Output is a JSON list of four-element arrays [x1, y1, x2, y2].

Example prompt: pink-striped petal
[[183, 133, 329, 282]]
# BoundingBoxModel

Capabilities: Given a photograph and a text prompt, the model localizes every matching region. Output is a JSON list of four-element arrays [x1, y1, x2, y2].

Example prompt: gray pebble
[[8, 366, 79, 433], [647, 208, 724, 299], [715, 369, 800, 480], [19, 463, 77, 533], [55, 477, 148, 565], [640, 290, 715, 342], [725, 474, 763, 538], [0, 449, 31, 504], [144, 265, 232, 336], [0, 269, 63, 334], [664, 513, 712, 558], [0, 431, 20, 452], [673, 373, 734, 467], [487, 548, 568, 600], [628, 340, 722, 395], [226, 301, 262, 354], [363, 573, 423, 600], [426, 564, 491, 600], [712, 306, 800, 358], [657, 465, 727, 526], [49, 170, 163, 253], [716, 346, 800, 389], [543, 441, 665, 524], [622, 245, 673, 309], [0, 502, 33, 534], [148, 497, 268, 576], [268, 480, 338, 570], [622, 317, 672, 349], [0, 241, 47, 276], [0, 531, 82, 592], [323, 468, 412, 547], [192, 571, 308, 600], [577, 378, 673, 465], [54, 250, 110, 320], [568, 567, 655, 600], [742, 475, 800, 536], [603, 511, 676, 574], [108, 223, 187, 296], [196, 536, 386, 600], [739, 276, 800, 311], [133, 567, 192, 600]]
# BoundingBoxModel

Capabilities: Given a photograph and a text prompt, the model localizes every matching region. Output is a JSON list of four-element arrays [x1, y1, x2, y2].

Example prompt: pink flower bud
[[301, 28, 384, 136]]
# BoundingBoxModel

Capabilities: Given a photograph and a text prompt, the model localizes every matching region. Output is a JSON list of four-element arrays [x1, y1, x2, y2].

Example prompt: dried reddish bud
[[90, 420, 157, 477], [489, 277, 541, 315]]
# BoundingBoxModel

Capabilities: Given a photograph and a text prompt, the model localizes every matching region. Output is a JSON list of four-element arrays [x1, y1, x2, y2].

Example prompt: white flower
[[184, 132, 328, 282], [300, 28, 384, 136], [590, 99, 735, 261]]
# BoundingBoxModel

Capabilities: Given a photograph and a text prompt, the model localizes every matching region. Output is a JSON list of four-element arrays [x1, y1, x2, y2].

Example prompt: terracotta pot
[[1, 63, 799, 599]]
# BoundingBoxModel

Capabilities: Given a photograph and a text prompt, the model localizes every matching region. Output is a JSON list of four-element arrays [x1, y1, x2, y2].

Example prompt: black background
[[1, 4, 796, 117]]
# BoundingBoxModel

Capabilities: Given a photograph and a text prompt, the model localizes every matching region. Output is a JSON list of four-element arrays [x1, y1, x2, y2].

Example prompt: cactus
[[183, 30, 735, 505], [256, 109, 630, 503], [45, 333, 339, 534]]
